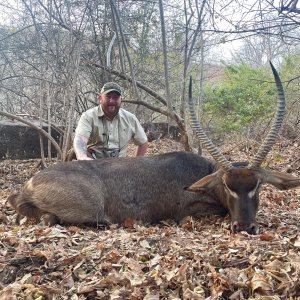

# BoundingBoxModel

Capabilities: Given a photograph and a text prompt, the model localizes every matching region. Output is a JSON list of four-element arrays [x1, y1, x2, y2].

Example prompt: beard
[[102, 104, 120, 119]]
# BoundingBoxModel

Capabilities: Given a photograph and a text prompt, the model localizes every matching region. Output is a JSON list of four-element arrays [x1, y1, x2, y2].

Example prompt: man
[[74, 82, 148, 160]]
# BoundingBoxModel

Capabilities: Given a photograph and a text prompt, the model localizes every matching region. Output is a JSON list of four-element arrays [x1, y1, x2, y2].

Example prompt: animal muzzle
[[231, 221, 259, 235]]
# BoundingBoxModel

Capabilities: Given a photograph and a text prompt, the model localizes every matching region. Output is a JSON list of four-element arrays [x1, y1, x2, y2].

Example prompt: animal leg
[[40, 213, 59, 226]]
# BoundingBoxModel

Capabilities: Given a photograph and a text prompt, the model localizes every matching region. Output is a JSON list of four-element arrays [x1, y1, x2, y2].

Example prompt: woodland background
[[0, 0, 300, 159], [0, 0, 300, 299]]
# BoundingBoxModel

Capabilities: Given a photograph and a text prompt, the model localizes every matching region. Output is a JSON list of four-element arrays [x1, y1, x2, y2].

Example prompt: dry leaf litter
[[0, 138, 299, 299]]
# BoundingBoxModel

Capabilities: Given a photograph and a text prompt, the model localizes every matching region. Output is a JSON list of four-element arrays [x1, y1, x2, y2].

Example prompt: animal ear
[[185, 171, 222, 192], [261, 169, 300, 190]]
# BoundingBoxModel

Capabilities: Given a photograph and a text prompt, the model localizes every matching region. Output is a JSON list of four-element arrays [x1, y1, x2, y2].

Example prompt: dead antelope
[[8, 63, 300, 234]]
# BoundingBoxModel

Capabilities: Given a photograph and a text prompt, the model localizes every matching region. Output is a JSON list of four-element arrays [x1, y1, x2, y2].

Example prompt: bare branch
[[84, 58, 168, 106], [0, 111, 62, 157]]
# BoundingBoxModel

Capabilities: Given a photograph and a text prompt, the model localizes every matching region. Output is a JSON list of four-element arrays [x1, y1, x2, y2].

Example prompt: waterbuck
[[7, 63, 300, 234]]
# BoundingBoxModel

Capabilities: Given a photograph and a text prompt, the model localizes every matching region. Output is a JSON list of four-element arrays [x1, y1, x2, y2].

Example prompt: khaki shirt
[[75, 105, 147, 157]]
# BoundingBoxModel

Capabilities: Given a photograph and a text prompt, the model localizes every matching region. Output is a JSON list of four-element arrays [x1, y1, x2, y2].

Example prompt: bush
[[202, 63, 278, 134]]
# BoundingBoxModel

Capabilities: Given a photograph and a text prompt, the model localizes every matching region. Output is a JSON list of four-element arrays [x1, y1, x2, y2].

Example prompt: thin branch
[[124, 100, 173, 118], [0, 111, 62, 157], [84, 58, 168, 106], [16, 113, 64, 134], [158, 0, 173, 113], [110, 0, 140, 102]]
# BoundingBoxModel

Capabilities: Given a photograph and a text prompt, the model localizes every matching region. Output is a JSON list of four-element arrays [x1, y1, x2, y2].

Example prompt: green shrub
[[202, 63, 278, 133]]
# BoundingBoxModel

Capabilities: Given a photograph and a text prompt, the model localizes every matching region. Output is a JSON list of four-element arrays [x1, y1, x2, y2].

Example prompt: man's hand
[[136, 141, 148, 157], [73, 134, 93, 160]]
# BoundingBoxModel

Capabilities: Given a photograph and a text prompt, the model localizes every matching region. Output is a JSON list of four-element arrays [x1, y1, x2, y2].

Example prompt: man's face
[[100, 91, 122, 119]]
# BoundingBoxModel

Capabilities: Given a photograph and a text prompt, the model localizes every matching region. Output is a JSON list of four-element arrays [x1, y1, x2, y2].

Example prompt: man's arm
[[135, 141, 148, 157], [73, 133, 93, 160]]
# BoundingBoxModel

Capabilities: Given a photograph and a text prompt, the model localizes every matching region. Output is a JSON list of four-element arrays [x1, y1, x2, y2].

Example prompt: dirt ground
[[0, 138, 300, 299]]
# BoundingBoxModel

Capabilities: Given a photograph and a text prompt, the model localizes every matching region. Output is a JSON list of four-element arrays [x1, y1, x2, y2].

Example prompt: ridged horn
[[249, 61, 286, 169], [188, 77, 233, 171]]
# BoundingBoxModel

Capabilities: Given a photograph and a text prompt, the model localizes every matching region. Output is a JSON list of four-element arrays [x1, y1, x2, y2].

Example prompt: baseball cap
[[100, 82, 122, 95]]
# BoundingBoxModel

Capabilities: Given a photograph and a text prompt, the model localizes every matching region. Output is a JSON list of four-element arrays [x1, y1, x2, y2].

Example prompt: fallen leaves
[[0, 138, 300, 299], [1, 212, 300, 299], [251, 272, 273, 296]]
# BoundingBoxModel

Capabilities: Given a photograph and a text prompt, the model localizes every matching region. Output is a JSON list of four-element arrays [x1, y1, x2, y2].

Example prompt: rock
[[0, 120, 61, 159]]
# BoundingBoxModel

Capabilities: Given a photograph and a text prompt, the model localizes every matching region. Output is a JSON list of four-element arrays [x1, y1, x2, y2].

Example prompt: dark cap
[[100, 82, 122, 95]]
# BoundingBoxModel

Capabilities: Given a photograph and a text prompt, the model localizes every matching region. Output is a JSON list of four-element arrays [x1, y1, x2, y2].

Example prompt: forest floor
[[0, 137, 300, 299]]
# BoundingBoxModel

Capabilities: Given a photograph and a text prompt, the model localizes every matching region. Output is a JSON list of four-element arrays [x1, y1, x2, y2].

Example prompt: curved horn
[[188, 77, 233, 171], [249, 61, 286, 169]]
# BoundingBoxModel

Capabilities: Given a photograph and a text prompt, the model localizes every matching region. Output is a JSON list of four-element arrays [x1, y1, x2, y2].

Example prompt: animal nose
[[231, 221, 259, 235]]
